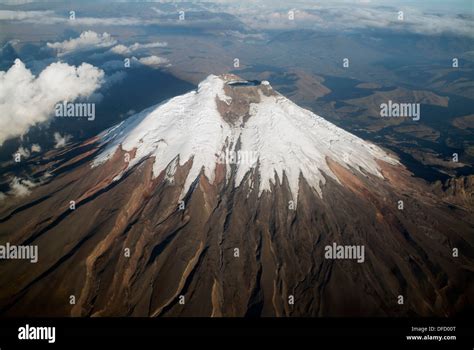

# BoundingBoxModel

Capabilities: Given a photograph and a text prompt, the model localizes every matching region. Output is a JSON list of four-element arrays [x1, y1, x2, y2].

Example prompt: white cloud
[[103, 56, 170, 71], [221, 30, 266, 41], [0, 59, 104, 145], [15, 146, 30, 159], [150, 6, 173, 16], [31, 143, 41, 153], [47, 31, 117, 57], [136, 55, 170, 68], [14, 144, 41, 159], [9, 177, 37, 197], [109, 44, 129, 55], [69, 17, 146, 27], [53, 132, 72, 149], [128, 41, 168, 50], [0, 10, 58, 22], [110, 41, 168, 55]]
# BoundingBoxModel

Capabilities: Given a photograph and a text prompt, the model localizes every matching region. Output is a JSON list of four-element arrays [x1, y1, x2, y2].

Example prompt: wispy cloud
[[47, 31, 117, 56], [110, 41, 168, 55], [53, 132, 72, 149]]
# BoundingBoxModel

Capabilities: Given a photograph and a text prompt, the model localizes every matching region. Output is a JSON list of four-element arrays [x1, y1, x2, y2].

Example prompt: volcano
[[0, 74, 473, 317]]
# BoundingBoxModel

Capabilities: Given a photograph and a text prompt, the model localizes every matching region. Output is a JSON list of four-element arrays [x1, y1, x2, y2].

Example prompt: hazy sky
[[0, 0, 471, 37], [189, 0, 473, 13], [368, 0, 473, 12], [0, 0, 472, 12]]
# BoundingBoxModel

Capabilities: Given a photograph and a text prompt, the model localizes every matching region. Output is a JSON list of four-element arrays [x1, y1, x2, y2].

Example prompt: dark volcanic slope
[[0, 75, 473, 317], [0, 140, 473, 317]]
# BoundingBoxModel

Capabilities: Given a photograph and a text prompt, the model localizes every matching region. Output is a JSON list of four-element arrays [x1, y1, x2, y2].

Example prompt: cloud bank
[[0, 59, 104, 145], [251, 6, 474, 38], [1, 5, 472, 38]]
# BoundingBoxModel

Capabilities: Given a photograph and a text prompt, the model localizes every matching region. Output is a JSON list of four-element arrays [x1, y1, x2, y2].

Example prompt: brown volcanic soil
[[0, 138, 473, 317]]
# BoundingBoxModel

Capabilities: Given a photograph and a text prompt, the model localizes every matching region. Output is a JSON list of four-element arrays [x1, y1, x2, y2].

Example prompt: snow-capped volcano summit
[[93, 74, 398, 201]]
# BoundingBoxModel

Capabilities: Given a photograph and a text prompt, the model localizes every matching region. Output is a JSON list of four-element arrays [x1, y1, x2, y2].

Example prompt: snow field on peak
[[237, 93, 399, 200], [93, 75, 398, 201]]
